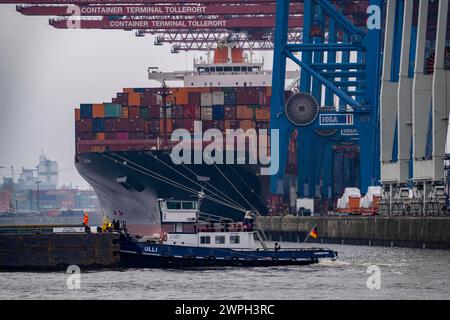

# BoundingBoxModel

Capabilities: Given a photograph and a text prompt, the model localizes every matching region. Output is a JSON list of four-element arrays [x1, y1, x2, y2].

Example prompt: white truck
[[296, 198, 315, 216]]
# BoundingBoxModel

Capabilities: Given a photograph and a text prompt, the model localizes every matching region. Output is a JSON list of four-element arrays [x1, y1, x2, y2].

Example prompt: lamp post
[[34, 180, 42, 212]]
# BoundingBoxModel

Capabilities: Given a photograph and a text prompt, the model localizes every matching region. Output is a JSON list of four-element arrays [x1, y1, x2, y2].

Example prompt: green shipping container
[[104, 103, 122, 118], [139, 106, 150, 120]]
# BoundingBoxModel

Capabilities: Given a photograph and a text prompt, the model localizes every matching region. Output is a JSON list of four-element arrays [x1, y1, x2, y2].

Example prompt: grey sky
[[0, 5, 285, 189]]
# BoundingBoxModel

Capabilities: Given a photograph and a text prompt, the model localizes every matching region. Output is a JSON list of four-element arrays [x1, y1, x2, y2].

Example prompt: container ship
[[74, 46, 301, 236]]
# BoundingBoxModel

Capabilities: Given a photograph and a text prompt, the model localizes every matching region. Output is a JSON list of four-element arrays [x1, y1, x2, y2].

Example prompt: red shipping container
[[147, 119, 160, 132], [105, 132, 117, 140], [117, 132, 129, 140], [183, 104, 200, 119], [183, 119, 195, 132], [147, 105, 159, 118], [116, 93, 128, 105], [202, 120, 214, 131], [188, 92, 201, 105], [212, 120, 225, 131], [79, 119, 92, 132], [142, 91, 158, 106], [128, 106, 139, 119], [80, 132, 93, 140], [224, 120, 241, 130], [224, 106, 236, 120], [173, 119, 183, 130], [148, 132, 159, 139], [236, 87, 262, 105], [75, 122, 80, 135], [256, 121, 270, 130], [117, 119, 142, 131], [129, 132, 146, 139], [104, 118, 118, 132], [171, 105, 184, 119]]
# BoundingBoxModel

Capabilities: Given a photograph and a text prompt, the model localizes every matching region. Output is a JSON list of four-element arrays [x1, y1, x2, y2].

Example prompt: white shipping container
[[201, 93, 213, 107], [160, 107, 172, 118], [212, 91, 225, 105], [201, 107, 213, 120]]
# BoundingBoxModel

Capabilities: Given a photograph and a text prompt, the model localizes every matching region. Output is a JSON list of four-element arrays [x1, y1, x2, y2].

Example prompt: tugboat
[[119, 196, 338, 268]]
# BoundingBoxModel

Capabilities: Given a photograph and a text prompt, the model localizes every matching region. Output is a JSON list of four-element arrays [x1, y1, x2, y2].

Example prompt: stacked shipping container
[[75, 86, 297, 173]]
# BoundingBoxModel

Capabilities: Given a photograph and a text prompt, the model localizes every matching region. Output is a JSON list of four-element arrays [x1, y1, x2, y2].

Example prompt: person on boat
[[274, 243, 281, 252], [83, 212, 89, 227], [243, 211, 255, 231], [102, 216, 111, 232]]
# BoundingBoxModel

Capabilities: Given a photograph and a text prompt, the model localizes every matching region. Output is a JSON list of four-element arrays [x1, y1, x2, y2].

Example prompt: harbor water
[[1, 243, 449, 300]]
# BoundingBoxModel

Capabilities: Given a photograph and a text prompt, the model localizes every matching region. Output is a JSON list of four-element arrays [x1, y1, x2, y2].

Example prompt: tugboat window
[[167, 201, 181, 210], [215, 236, 226, 244], [200, 236, 210, 244], [230, 236, 240, 244], [182, 201, 196, 210]]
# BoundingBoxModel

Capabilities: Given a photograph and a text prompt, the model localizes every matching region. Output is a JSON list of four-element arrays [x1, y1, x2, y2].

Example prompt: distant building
[[37, 152, 59, 190], [16, 151, 59, 191], [0, 191, 12, 213]]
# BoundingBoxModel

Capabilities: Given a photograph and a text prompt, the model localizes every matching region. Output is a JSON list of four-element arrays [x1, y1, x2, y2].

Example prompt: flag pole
[[303, 224, 317, 243]]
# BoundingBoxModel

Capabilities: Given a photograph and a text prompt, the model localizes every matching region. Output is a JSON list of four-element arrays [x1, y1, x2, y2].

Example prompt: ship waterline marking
[[170, 121, 280, 176]]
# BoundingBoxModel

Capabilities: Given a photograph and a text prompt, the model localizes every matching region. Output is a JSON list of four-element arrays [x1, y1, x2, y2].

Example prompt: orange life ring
[[160, 233, 168, 243]]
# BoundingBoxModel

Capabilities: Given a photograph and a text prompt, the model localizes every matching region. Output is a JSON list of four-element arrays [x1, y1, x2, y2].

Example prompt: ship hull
[[75, 151, 269, 235]]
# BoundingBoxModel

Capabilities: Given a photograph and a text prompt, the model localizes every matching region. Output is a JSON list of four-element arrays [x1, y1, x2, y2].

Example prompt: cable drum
[[284, 92, 319, 126]]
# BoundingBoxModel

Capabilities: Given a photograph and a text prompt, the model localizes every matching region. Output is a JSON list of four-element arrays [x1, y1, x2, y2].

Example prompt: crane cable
[[177, 161, 247, 210], [204, 154, 256, 212], [146, 152, 246, 211], [103, 154, 247, 213]]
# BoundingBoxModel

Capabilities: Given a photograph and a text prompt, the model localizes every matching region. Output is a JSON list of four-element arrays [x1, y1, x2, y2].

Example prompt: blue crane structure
[[270, 0, 384, 202]]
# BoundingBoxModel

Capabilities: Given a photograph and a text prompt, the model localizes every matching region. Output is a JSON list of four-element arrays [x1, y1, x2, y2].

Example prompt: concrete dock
[[256, 216, 450, 250]]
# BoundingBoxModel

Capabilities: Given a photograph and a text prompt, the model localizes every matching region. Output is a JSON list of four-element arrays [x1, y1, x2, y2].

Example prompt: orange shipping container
[[174, 88, 189, 105], [94, 132, 105, 140], [128, 92, 142, 106], [75, 109, 81, 121], [240, 120, 255, 131], [255, 108, 270, 121], [159, 119, 173, 133], [199, 87, 211, 93], [92, 104, 105, 118], [123, 88, 135, 93], [236, 105, 254, 120], [121, 106, 129, 118], [266, 86, 272, 97]]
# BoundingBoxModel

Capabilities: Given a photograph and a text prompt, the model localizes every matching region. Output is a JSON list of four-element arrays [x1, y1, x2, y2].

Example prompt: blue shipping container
[[212, 106, 225, 120], [92, 118, 105, 132], [224, 92, 236, 105], [104, 103, 122, 117], [80, 104, 93, 119]]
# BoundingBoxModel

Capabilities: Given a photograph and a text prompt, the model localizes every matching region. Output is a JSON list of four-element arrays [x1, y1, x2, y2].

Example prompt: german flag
[[310, 226, 319, 239]]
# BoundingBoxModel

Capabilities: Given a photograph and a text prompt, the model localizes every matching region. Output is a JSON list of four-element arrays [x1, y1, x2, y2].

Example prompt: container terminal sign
[[319, 114, 354, 126]]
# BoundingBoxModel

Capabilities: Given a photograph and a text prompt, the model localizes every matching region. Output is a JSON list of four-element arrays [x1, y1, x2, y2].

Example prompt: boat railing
[[196, 222, 249, 233]]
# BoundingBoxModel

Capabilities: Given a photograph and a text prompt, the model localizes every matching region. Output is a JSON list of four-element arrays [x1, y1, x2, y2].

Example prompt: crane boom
[[49, 16, 304, 30], [2, 0, 297, 4], [16, 2, 370, 16], [17, 4, 303, 16]]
